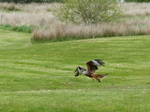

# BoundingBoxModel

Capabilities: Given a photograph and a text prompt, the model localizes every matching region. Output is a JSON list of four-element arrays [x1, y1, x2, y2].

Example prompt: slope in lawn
[[0, 29, 150, 112]]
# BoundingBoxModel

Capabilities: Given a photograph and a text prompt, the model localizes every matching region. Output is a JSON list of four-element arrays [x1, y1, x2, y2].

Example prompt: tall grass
[[124, 2, 150, 15], [0, 3, 20, 11], [31, 18, 150, 42], [0, 2, 150, 42]]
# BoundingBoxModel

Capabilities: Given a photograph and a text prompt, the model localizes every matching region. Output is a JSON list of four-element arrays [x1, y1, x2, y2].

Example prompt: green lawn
[[0, 29, 150, 112]]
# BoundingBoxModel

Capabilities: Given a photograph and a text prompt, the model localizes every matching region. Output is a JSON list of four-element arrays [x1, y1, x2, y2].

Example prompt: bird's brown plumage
[[74, 59, 108, 82]]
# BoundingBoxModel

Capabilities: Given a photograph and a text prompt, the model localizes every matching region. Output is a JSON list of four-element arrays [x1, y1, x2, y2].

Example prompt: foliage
[[1, 0, 150, 3], [0, 28, 150, 111], [0, 0, 63, 3], [53, 0, 124, 25], [125, 0, 150, 2], [0, 4, 21, 12], [0, 25, 32, 33], [31, 20, 150, 43]]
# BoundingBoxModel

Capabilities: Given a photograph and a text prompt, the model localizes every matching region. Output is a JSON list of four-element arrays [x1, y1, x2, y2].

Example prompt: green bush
[[125, 0, 150, 2], [0, 24, 32, 33], [0, 0, 63, 3], [53, 0, 124, 25], [12, 25, 32, 33]]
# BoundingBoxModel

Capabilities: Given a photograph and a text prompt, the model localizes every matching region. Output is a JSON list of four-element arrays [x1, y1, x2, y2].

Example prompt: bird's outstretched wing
[[74, 66, 86, 77], [86, 59, 105, 72]]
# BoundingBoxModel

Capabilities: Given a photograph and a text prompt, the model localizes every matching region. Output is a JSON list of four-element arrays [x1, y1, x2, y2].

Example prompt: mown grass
[[0, 28, 150, 112]]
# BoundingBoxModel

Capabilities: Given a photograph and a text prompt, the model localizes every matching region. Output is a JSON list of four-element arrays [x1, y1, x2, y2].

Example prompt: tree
[[54, 0, 124, 25]]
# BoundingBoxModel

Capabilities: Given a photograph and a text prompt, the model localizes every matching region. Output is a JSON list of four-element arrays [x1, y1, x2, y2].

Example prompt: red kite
[[74, 59, 108, 82]]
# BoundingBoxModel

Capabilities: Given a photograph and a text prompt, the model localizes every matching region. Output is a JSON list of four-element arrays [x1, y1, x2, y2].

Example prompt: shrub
[[0, 3, 20, 11], [0, 24, 32, 33], [31, 18, 150, 43], [0, 0, 63, 3], [12, 25, 32, 33], [53, 0, 124, 25], [125, 0, 150, 2]]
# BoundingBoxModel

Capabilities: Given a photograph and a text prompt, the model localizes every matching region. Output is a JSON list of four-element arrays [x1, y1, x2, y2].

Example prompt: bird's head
[[74, 66, 86, 77]]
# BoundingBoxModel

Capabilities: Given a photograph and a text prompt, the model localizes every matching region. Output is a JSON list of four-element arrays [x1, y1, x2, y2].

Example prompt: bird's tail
[[95, 73, 109, 82]]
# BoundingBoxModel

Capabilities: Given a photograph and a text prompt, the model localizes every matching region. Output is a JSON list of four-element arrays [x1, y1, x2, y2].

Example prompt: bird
[[74, 59, 109, 82]]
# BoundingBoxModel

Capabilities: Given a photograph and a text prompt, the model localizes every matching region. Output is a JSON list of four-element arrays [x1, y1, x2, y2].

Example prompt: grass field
[[0, 28, 150, 112]]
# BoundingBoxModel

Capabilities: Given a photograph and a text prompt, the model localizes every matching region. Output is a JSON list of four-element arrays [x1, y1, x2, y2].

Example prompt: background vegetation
[[125, 0, 150, 2], [0, 24, 32, 33], [0, 1, 150, 112], [0, 0, 150, 3], [0, 0, 63, 3], [1, 2, 150, 42], [53, 0, 123, 25]]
